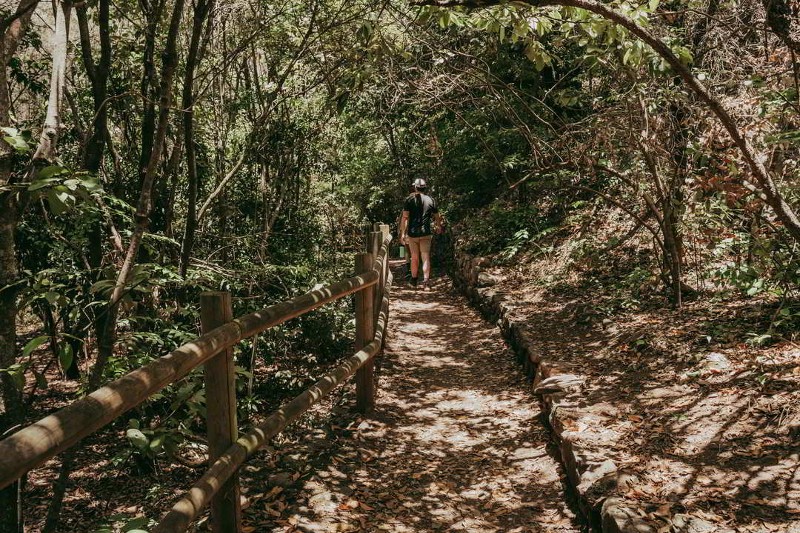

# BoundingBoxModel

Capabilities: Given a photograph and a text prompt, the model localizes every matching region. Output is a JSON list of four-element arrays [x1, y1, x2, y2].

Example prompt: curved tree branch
[[413, 0, 800, 243]]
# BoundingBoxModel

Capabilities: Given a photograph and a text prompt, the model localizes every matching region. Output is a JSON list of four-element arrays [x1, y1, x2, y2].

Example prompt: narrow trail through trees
[[245, 271, 581, 532]]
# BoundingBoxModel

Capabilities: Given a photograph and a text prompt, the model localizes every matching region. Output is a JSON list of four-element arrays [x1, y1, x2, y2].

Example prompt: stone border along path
[[454, 253, 692, 533], [452, 251, 653, 533], [454, 251, 800, 533], [240, 261, 583, 532]]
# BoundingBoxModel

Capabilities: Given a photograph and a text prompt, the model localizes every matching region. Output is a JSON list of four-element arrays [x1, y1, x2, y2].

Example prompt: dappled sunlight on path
[[243, 269, 581, 532]]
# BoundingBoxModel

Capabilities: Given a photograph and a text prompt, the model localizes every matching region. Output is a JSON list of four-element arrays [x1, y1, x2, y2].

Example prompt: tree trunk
[[763, 0, 800, 53], [179, 0, 215, 277], [162, 135, 184, 241], [661, 197, 683, 305], [136, 0, 165, 196], [31, 1, 72, 165], [92, 0, 186, 388], [0, 207, 23, 533], [73, 0, 113, 382], [76, 0, 111, 173], [0, 2, 44, 530]]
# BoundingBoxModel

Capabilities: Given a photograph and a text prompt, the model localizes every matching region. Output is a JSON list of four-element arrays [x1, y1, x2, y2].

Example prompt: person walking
[[399, 178, 442, 290]]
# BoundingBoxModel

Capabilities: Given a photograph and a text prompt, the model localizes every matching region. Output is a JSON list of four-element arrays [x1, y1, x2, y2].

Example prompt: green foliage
[[8, 0, 800, 528], [114, 418, 184, 470], [92, 513, 152, 533], [500, 229, 530, 261], [463, 201, 559, 260], [1, 127, 33, 154]]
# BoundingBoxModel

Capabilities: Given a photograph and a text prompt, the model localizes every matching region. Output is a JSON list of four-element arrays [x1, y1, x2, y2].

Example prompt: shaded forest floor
[[470, 249, 800, 532], [22, 263, 583, 532], [232, 273, 582, 532], [19, 249, 800, 532]]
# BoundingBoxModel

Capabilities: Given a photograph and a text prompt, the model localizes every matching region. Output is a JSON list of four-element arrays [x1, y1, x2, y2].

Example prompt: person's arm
[[399, 210, 409, 243]]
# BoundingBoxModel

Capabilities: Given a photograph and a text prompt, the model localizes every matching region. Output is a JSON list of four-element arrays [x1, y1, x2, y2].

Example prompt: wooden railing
[[0, 224, 393, 533]]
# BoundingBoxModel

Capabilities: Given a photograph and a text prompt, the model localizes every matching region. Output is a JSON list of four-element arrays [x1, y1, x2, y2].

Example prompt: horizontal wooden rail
[[153, 269, 394, 532], [0, 270, 379, 490]]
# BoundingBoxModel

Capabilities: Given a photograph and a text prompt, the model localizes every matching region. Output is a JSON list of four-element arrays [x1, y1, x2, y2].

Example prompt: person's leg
[[408, 237, 421, 286], [420, 236, 433, 284]]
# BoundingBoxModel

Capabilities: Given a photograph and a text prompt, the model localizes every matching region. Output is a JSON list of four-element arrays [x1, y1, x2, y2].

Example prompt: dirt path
[[240, 273, 581, 533]]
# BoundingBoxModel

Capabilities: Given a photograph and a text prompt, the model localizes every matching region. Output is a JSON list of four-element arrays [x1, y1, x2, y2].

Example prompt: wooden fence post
[[379, 223, 390, 285], [369, 230, 382, 328], [200, 292, 242, 533], [379, 224, 391, 349], [354, 253, 375, 412]]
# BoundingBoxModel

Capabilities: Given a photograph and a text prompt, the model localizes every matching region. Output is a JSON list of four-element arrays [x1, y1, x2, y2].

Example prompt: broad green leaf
[[23, 336, 49, 358], [11, 366, 25, 391], [46, 189, 69, 215], [126, 428, 149, 450], [36, 165, 68, 180], [524, 43, 538, 63], [149, 434, 165, 452], [439, 10, 450, 29], [28, 177, 60, 191], [90, 279, 116, 294], [674, 46, 693, 66], [79, 176, 102, 193], [59, 344, 74, 373], [44, 291, 61, 304], [122, 516, 150, 532], [1, 127, 31, 153]]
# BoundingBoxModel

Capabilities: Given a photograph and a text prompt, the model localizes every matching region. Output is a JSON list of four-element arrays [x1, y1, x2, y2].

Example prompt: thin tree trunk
[[92, 0, 186, 388], [76, 0, 111, 173], [196, 149, 246, 222], [163, 134, 184, 240], [662, 198, 683, 305], [31, 1, 72, 165], [0, 255, 23, 531], [137, 1, 163, 190], [0, 2, 40, 529], [179, 0, 215, 277], [74, 0, 113, 382]]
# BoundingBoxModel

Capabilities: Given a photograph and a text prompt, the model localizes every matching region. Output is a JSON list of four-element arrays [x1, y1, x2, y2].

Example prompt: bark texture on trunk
[[92, 0, 186, 388], [179, 0, 215, 277], [32, 1, 73, 164], [76, 0, 111, 173], [0, 3, 40, 530]]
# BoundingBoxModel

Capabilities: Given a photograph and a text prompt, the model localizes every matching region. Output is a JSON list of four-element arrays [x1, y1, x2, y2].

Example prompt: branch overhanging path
[[412, 0, 800, 245], [239, 263, 580, 532]]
